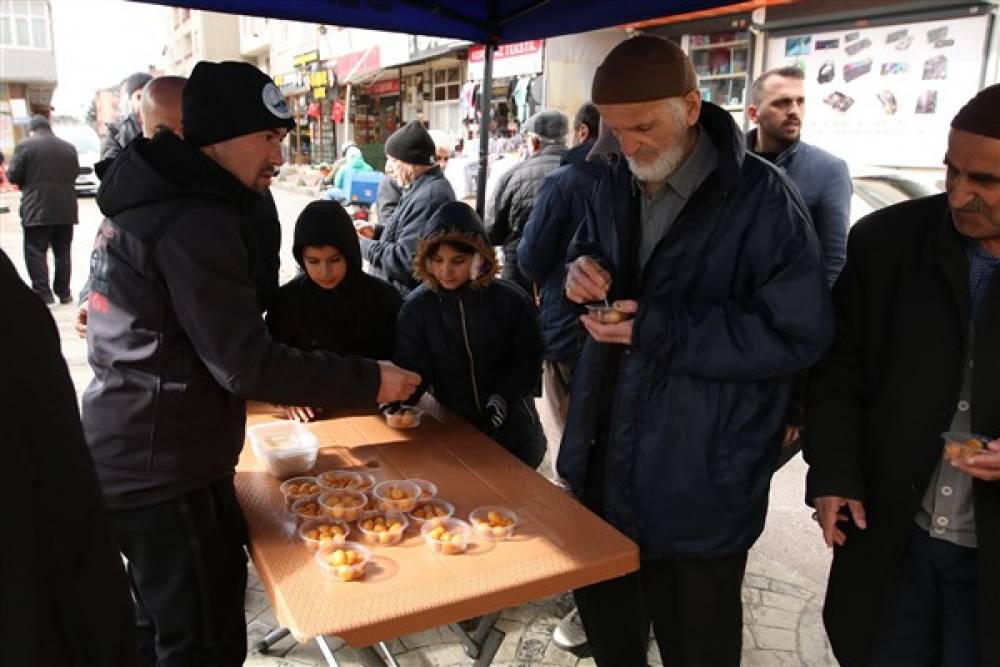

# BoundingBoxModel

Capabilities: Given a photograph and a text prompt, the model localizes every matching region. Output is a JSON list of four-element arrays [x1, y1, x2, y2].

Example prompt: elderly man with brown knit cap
[[559, 35, 833, 665], [805, 84, 1000, 666]]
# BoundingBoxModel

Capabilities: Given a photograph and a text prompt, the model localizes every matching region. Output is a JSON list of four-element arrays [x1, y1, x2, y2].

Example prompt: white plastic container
[[247, 421, 320, 478]]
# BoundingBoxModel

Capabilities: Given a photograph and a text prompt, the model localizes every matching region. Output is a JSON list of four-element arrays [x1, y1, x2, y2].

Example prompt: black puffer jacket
[[7, 127, 79, 227], [100, 114, 142, 162], [360, 166, 455, 295], [486, 143, 566, 293], [394, 202, 546, 467], [84, 132, 381, 509], [266, 200, 402, 362]]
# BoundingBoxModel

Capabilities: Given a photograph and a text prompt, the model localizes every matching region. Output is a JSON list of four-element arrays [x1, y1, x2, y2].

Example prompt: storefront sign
[[309, 71, 329, 88], [368, 79, 401, 97], [328, 47, 382, 82], [294, 50, 319, 67], [312, 87, 327, 99], [468, 40, 544, 79], [409, 35, 465, 61], [275, 70, 308, 94], [766, 14, 989, 168]]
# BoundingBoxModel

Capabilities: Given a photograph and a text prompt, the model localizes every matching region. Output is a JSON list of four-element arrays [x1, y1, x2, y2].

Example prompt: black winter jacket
[[266, 202, 401, 362], [83, 133, 380, 509], [394, 209, 546, 467], [558, 102, 833, 558], [805, 194, 1000, 666], [0, 250, 137, 667], [360, 166, 455, 295], [486, 143, 566, 293], [7, 128, 79, 227], [518, 140, 606, 362], [100, 114, 142, 162]]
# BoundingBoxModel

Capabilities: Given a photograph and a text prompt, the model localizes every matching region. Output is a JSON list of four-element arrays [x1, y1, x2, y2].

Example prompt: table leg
[[255, 626, 291, 653], [448, 611, 505, 662], [316, 635, 343, 666]]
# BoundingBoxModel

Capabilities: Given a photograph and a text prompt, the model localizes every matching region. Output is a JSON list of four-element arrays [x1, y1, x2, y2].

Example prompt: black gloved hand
[[484, 394, 508, 431]]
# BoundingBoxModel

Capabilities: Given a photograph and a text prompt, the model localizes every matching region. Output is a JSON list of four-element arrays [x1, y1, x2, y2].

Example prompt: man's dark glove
[[484, 395, 507, 431]]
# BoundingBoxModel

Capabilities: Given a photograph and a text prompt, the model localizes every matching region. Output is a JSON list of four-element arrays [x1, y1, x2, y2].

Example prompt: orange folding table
[[236, 403, 638, 666]]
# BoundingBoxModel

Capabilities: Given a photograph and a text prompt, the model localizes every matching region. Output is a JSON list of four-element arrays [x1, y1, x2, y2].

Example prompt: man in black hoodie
[[101, 72, 152, 162], [83, 61, 420, 666]]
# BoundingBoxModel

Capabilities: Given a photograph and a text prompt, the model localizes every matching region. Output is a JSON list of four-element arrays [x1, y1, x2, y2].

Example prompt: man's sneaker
[[552, 608, 588, 652]]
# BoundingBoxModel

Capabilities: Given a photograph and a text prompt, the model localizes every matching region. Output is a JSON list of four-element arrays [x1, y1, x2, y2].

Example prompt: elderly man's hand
[[355, 222, 375, 240], [813, 495, 867, 548], [951, 439, 1000, 481], [565, 256, 611, 304], [74, 302, 88, 339], [580, 300, 638, 345]]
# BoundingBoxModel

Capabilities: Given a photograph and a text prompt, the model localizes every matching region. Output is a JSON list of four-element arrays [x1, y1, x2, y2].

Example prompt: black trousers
[[574, 430, 747, 666], [868, 526, 980, 666], [109, 477, 249, 667], [23, 224, 73, 301]]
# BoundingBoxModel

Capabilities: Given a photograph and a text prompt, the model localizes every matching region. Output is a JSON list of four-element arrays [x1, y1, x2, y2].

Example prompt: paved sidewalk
[[1, 191, 837, 667]]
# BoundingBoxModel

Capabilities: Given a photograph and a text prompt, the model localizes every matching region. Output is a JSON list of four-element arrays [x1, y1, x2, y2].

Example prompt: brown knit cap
[[592, 35, 697, 104], [951, 84, 1000, 139]]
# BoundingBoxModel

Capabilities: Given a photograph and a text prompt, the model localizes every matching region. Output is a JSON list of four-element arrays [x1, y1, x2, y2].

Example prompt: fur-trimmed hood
[[413, 201, 498, 290]]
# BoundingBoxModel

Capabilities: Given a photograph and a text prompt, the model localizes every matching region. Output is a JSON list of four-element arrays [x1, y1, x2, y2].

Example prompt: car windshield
[[53, 124, 100, 154]]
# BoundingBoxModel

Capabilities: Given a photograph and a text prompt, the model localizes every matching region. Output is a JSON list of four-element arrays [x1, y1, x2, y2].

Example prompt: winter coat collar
[[745, 128, 801, 167]]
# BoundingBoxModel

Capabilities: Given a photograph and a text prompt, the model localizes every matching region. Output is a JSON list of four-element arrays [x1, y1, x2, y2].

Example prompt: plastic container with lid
[[469, 505, 519, 541], [247, 421, 320, 478], [298, 518, 350, 551], [318, 489, 368, 521], [372, 480, 421, 513], [356, 511, 409, 546], [421, 517, 472, 555], [315, 541, 369, 581]]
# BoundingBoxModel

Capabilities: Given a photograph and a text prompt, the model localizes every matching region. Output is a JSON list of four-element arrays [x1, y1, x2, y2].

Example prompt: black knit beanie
[[384, 121, 436, 166], [292, 201, 362, 281], [183, 61, 295, 147]]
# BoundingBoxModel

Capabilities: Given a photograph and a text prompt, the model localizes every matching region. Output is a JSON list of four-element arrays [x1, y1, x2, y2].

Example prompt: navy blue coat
[[518, 140, 608, 363], [747, 129, 852, 287], [558, 103, 834, 558]]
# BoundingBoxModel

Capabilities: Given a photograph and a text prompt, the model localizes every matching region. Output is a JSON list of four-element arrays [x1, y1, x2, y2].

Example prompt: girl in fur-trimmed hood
[[394, 202, 546, 467]]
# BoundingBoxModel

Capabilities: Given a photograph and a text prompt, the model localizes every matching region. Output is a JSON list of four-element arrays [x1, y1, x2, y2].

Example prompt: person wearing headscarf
[[394, 201, 545, 468], [806, 83, 1000, 666], [266, 200, 403, 421]]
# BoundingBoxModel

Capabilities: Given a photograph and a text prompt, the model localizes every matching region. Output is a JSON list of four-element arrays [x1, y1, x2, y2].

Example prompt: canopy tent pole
[[475, 41, 495, 218]]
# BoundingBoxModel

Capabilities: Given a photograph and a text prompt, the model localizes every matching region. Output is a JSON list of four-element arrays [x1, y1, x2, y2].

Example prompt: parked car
[[51, 120, 101, 196], [850, 169, 943, 224]]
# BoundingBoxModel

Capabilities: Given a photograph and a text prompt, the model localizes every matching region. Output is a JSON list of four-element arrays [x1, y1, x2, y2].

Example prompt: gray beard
[[627, 140, 687, 185]]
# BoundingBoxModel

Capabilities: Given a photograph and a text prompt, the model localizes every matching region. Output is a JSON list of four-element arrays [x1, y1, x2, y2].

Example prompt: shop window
[[688, 31, 750, 112], [0, 0, 49, 50], [433, 67, 461, 102]]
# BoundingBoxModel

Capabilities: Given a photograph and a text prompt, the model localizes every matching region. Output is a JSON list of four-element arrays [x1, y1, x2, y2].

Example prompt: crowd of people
[[3, 31, 999, 667]]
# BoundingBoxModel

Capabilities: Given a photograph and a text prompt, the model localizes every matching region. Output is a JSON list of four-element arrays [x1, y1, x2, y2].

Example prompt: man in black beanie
[[806, 83, 1000, 666], [83, 60, 420, 665], [356, 120, 456, 294], [100, 71, 153, 161]]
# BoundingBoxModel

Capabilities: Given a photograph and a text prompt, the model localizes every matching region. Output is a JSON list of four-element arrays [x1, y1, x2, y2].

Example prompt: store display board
[[766, 15, 990, 168], [235, 405, 638, 648]]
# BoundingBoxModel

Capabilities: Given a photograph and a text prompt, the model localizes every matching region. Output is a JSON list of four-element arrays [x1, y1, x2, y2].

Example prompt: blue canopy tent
[[128, 0, 733, 212]]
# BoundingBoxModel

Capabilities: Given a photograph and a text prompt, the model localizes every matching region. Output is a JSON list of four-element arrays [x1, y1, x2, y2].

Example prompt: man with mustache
[[560, 36, 833, 666], [805, 84, 1000, 666], [83, 61, 420, 665]]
